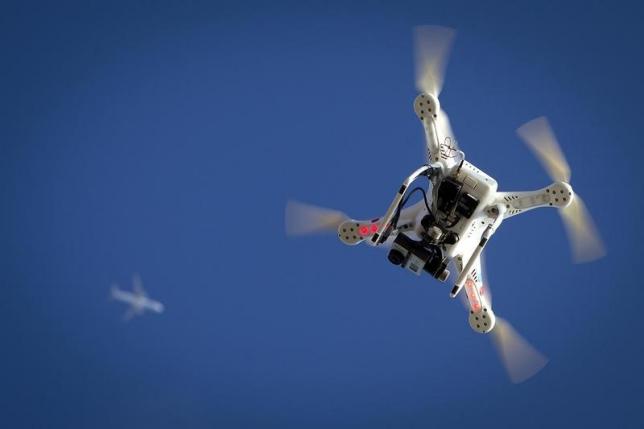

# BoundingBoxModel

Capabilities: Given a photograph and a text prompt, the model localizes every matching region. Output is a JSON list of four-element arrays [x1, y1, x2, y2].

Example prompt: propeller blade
[[414, 26, 455, 97], [517, 117, 571, 183], [285, 200, 348, 236], [491, 318, 549, 384], [518, 117, 605, 262], [460, 256, 547, 383], [560, 195, 606, 263]]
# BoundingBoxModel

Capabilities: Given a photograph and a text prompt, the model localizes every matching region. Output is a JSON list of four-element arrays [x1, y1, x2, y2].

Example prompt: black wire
[[403, 187, 431, 213], [392, 186, 432, 228]]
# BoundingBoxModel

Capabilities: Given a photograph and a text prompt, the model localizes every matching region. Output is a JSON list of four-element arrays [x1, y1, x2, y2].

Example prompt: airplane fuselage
[[111, 288, 164, 313]]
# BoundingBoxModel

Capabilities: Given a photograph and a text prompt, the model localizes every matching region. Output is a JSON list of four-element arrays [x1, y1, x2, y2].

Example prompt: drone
[[285, 26, 605, 383]]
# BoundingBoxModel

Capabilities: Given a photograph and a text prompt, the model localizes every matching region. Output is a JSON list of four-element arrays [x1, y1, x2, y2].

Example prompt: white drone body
[[337, 93, 574, 335], [286, 26, 604, 383]]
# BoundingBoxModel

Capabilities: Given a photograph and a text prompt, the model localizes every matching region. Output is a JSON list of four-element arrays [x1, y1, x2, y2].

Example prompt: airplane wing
[[132, 273, 147, 297], [122, 306, 142, 322]]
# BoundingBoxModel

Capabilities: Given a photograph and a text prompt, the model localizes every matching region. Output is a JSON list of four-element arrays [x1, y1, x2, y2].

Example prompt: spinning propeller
[[463, 256, 549, 383], [285, 200, 348, 236], [414, 25, 454, 99], [491, 318, 549, 383], [414, 25, 457, 147], [517, 117, 605, 262]]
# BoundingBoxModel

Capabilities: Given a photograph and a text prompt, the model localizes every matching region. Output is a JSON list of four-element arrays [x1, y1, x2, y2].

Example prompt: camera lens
[[388, 249, 405, 266]]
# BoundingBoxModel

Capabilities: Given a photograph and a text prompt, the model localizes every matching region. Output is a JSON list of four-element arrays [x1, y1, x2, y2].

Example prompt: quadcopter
[[285, 26, 605, 383]]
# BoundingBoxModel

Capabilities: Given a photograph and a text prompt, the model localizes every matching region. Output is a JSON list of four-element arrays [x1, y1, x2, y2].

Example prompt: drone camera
[[387, 233, 450, 281]]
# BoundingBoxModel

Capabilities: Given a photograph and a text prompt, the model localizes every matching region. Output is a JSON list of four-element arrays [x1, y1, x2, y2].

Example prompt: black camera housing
[[387, 233, 448, 281]]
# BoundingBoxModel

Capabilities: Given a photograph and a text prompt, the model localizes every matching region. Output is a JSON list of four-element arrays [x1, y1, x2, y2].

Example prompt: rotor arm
[[337, 203, 421, 247], [414, 94, 442, 162], [450, 204, 506, 298], [454, 254, 495, 334], [496, 182, 573, 219], [413, 93, 462, 170]]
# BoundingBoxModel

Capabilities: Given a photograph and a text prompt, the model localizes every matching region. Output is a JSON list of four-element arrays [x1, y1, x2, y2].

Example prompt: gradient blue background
[[2, 1, 643, 427]]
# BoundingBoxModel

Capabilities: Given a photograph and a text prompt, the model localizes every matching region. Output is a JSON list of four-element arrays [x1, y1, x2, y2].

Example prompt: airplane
[[110, 274, 165, 321], [285, 26, 605, 383]]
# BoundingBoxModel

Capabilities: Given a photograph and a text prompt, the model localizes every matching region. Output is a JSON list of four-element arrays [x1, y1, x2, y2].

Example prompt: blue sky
[[1, 1, 643, 428]]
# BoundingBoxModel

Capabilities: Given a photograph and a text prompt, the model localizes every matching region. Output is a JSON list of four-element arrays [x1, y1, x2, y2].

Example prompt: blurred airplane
[[110, 274, 164, 321]]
